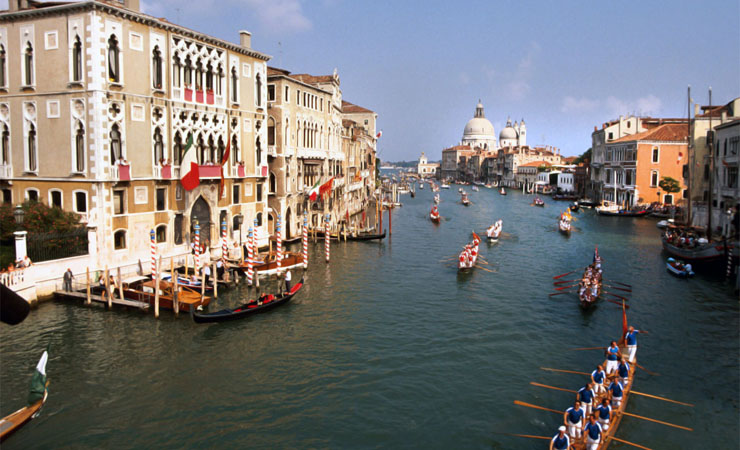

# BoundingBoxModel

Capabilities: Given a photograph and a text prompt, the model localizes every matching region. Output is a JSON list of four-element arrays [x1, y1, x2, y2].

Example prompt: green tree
[[574, 148, 592, 165], [658, 176, 681, 195]]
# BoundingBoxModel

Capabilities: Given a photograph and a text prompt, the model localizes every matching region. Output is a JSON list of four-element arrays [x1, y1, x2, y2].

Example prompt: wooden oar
[[549, 291, 574, 297], [540, 367, 590, 376], [553, 270, 576, 279], [495, 432, 550, 441], [635, 361, 660, 376], [555, 284, 578, 291], [479, 266, 495, 273], [530, 381, 576, 394], [605, 298, 630, 309], [605, 292, 630, 302], [621, 411, 692, 431], [631, 391, 693, 407], [604, 284, 632, 292], [513, 400, 561, 415], [606, 436, 653, 450], [554, 279, 578, 285], [606, 280, 633, 288]]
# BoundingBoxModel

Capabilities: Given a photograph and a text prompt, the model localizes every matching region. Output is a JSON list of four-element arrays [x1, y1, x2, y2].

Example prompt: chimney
[[694, 104, 700, 116], [122, 0, 140, 12], [9, 0, 29, 12], [239, 30, 252, 49], [721, 111, 727, 123]]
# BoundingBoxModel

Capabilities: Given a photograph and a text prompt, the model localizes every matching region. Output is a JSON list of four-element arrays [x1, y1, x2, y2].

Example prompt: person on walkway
[[63, 268, 74, 292], [563, 400, 585, 439], [591, 365, 607, 396], [605, 341, 620, 375], [624, 326, 645, 362], [608, 378, 624, 409], [202, 264, 211, 286], [549, 426, 571, 450], [577, 382, 596, 417], [595, 398, 612, 431], [583, 415, 603, 450], [617, 357, 631, 386], [284, 269, 292, 293]]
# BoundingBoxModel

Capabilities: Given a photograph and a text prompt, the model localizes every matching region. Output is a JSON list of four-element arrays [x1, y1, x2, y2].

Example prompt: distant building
[[417, 152, 439, 177], [712, 118, 739, 238], [557, 172, 574, 193], [516, 160, 550, 187]]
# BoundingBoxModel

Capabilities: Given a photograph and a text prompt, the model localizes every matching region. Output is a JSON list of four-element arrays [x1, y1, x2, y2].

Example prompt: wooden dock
[[54, 290, 150, 310]]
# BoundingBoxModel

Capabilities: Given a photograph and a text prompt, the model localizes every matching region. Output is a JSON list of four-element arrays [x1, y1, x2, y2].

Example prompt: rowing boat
[[458, 232, 481, 271], [0, 351, 49, 443], [430, 205, 441, 223], [192, 278, 304, 323], [486, 219, 503, 242], [666, 257, 694, 278]]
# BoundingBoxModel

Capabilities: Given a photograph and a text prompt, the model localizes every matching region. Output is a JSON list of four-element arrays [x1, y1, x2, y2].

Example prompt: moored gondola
[[192, 278, 304, 323], [347, 231, 386, 241]]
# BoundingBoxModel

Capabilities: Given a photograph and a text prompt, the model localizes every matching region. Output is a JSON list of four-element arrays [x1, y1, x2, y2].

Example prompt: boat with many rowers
[[458, 232, 481, 272], [430, 204, 441, 223], [486, 219, 503, 242]]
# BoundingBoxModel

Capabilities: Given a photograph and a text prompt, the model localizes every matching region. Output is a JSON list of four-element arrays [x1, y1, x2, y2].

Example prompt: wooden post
[[85, 267, 91, 305], [117, 266, 124, 303], [200, 263, 206, 304], [104, 266, 111, 309], [172, 258, 179, 316], [389, 205, 392, 236], [379, 204, 383, 233], [212, 261, 218, 298], [184, 253, 189, 278], [154, 258, 161, 319]]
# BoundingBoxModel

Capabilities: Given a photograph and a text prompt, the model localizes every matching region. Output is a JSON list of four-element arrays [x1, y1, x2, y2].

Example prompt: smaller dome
[[500, 126, 517, 140]]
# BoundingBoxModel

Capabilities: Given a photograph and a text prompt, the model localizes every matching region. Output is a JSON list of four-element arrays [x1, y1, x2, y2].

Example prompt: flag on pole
[[180, 134, 199, 191], [308, 179, 321, 202], [318, 177, 334, 198], [376, 130, 383, 139], [219, 140, 231, 199]]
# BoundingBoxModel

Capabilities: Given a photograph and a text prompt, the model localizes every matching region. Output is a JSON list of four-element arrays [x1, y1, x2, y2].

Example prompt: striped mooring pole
[[252, 218, 259, 282], [302, 215, 308, 269], [325, 213, 331, 263], [246, 227, 254, 286], [276, 214, 282, 274], [221, 220, 228, 259], [194, 222, 201, 269], [727, 245, 734, 278], [150, 229, 156, 278]]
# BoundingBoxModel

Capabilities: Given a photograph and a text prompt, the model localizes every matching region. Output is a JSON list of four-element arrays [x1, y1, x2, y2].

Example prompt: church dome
[[499, 117, 517, 141], [464, 117, 495, 137]]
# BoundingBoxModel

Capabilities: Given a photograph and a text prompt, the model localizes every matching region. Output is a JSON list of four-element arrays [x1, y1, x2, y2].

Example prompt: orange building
[[603, 123, 688, 206]]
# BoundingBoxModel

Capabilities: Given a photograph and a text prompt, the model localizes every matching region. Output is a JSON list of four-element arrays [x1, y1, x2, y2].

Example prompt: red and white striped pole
[[246, 227, 254, 286], [221, 220, 227, 259], [325, 213, 330, 263], [302, 215, 308, 269], [276, 213, 282, 273], [194, 222, 201, 269], [150, 229, 156, 278], [252, 218, 259, 281]]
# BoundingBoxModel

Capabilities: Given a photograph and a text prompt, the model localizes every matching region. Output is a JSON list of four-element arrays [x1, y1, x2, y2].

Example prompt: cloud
[[606, 94, 662, 117], [507, 80, 531, 101], [501, 41, 539, 101], [561, 96, 599, 113]]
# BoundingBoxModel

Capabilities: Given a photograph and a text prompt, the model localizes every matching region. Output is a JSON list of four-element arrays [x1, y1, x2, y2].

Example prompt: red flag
[[621, 300, 628, 345], [219, 141, 231, 199], [318, 177, 334, 198]]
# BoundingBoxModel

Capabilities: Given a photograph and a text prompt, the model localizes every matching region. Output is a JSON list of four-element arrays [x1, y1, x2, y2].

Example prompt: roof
[[609, 123, 688, 143], [292, 74, 338, 85], [563, 156, 578, 163], [442, 145, 472, 152], [267, 67, 291, 76], [342, 100, 375, 114], [520, 160, 551, 167], [715, 118, 740, 130]]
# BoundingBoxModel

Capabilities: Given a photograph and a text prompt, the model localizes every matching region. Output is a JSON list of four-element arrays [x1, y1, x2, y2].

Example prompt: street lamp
[[13, 205, 24, 226]]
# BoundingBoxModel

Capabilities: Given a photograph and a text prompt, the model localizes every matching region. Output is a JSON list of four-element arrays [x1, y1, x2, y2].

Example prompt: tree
[[574, 148, 592, 165], [658, 176, 681, 195]]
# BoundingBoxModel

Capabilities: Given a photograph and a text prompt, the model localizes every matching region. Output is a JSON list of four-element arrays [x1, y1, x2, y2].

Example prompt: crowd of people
[[577, 257, 602, 303], [662, 228, 709, 249]]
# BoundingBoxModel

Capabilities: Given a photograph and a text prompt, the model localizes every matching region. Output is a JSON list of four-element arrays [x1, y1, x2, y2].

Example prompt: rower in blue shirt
[[605, 341, 620, 375], [591, 364, 607, 396], [549, 426, 571, 450], [617, 357, 631, 386], [583, 415, 603, 450], [624, 325, 647, 362], [595, 398, 612, 431], [608, 378, 624, 408], [578, 382, 596, 417], [563, 400, 585, 439]]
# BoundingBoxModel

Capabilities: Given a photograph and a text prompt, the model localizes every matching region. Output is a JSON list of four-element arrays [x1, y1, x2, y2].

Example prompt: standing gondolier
[[563, 400, 585, 439], [63, 268, 74, 292], [583, 415, 602, 450], [549, 426, 571, 450], [284, 269, 292, 293], [624, 326, 645, 362], [605, 341, 620, 375]]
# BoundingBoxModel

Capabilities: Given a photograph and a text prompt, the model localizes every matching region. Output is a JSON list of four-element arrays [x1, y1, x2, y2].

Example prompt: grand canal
[[1, 183, 738, 449]]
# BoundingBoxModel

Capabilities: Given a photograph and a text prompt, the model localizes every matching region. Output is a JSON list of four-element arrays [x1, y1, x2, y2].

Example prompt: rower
[[577, 382, 596, 417], [605, 341, 620, 375], [624, 325, 643, 362], [583, 415, 603, 450], [591, 365, 607, 395], [549, 426, 570, 450], [608, 378, 625, 409], [617, 357, 630, 386], [563, 400, 585, 439], [595, 398, 612, 431]]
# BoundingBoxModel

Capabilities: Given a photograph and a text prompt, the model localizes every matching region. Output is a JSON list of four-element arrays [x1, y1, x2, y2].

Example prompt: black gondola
[[347, 231, 386, 241], [569, 202, 580, 212], [192, 278, 304, 323]]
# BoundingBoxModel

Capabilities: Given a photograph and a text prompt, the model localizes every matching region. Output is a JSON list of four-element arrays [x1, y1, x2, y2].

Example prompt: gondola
[[461, 193, 471, 206], [569, 201, 580, 212], [192, 278, 304, 323], [430, 205, 441, 223], [558, 217, 572, 236], [666, 257, 694, 278], [1, 351, 48, 443], [532, 197, 545, 207], [499, 187, 507, 195], [347, 231, 386, 241]]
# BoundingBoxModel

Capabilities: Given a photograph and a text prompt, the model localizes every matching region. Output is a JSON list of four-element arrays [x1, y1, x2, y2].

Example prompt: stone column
[[14, 231, 27, 261]]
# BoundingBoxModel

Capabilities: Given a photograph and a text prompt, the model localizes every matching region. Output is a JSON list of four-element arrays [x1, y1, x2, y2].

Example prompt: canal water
[[1, 183, 738, 449]]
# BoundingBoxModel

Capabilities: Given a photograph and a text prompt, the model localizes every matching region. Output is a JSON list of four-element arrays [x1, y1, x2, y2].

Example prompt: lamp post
[[13, 205, 24, 227], [13, 205, 27, 264]]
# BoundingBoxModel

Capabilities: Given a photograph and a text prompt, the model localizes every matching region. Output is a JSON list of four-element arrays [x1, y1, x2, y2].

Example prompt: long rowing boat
[[458, 232, 481, 271]]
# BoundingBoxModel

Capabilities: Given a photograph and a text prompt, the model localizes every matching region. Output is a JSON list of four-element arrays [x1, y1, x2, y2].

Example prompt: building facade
[[712, 119, 739, 238]]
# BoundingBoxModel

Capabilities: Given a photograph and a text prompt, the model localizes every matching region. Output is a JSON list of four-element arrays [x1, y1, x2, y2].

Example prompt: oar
[[605, 298, 630, 309], [553, 270, 576, 280], [604, 292, 630, 302], [621, 411, 692, 431], [555, 284, 578, 291], [604, 284, 632, 292], [513, 400, 561, 415], [530, 381, 576, 394], [606, 280, 633, 288], [553, 279, 578, 285], [549, 291, 574, 297], [494, 432, 550, 441], [570, 346, 606, 351], [479, 266, 495, 273], [635, 361, 660, 376], [540, 367, 590, 376], [631, 391, 693, 406], [606, 436, 653, 450]]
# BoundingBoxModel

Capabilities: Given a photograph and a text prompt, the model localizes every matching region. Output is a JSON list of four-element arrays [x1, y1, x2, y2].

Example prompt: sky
[[9, 0, 739, 160]]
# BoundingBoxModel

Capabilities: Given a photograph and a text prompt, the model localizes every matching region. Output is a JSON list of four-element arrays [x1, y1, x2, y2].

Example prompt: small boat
[[499, 187, 506, 195], [656, 219, 671, 229], [471, 186, 479, 192], [596, 201, 649, 217], [552, 193, 579, 201], [461, 192, 470, 206], [161, 273, 214, 294], [410, 189, 416, 198], [533, 197, 545, 207], [434, 193, 440, 204], [486, 219, 503, 242], [661, 233, 727, 262], [666, 257, 694, 278], [239, 251, 305, 276], [576, 199, 598, 208], [458, 187, 463, 193], [0, 350, 49, 443], [440, 183, 450, 189], [120, 276, 211, 312], [569, 202, 580, 212], [430, 205, 441, 223], [558, 215, 572, 236], [347, 231, 386, 241], [192, 278, 304, 323], [458, 233, 481, 271]]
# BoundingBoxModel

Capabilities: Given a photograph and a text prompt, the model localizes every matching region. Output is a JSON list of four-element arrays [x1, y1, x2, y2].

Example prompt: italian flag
[[308, 179, 321, 202], [180, 134, 200, 191]]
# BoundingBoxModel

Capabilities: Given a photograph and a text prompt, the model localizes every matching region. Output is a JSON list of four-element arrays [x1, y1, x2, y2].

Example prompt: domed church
[[460, 101, 527, 150], [499, 117, 526, 148]]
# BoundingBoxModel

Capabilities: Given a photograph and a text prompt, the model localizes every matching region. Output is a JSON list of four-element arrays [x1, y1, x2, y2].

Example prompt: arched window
[[172, 52, 181, 87], [256, 73, 262, 106], [269, 171, 276, 193], [27, 123, 37, 171], [216, 64, 223, 95], [0, 45, 6, 87], [255, 137, 262, 167], [75, 121, 85, 172], [285, 119, 290, 147], [1, 124, 8, 164], [173, 132, 182, 165], [153, 127, 164, 163], [195, 60, 203, 90], [72, 37, 82, 82], [152, 46, 162, 89], [207, 135, 215, 163], [197, 135, 205, 164], [256, 212, 263, 227], [231, 134, 239, 165], [268, 117, 275, 146], [107, 35, 119, 82], [24, 42, 34, 86], [184, 56, 192, 86], [205, 63, 213, 91], [110, 124, 122, 162], [114, 230, 127, 249], [156, 225, 167, 243], [230, 66, 238, 103]]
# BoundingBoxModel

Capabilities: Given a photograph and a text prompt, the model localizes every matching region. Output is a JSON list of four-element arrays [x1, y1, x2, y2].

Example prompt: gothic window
[[172, 52, 181, 87], [110, 124, 122, 162], [75, 121, 85, 172], [72, 37, 82, 82], [206, 63, 213, 91], [107, 35, 120, 83], [195, 60, 203, 90], [217, 137, 225, 164], [269, 171, 276, 193], [173, 132, 182, 165], [216, 64, 223, 95], [114, 230, 126, 249], [27, 123, 37, 171], [24, 42, 34, 86], [154, 127, 164, 163], [0, 45, 6, 87], [256, 137, 262, 167], [1, 125, 8, 164], [231, 66, 238, 103], [268, 117, 275, 146], [156, 225, 167, 243], [256, 73, 262, 106], [197, 135, 205, 164], [231, 134, 239, 165], [184, 56, 192, 86], [207, 134, 215, 163], [256, 212, 263, 226], [152, 46, 163, 89]]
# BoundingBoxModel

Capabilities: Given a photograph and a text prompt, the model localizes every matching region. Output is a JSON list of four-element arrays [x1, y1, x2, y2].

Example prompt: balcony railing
[[154, 164, 173, 179], [0, 163, 11, 179], [109, 163, 131, 181]]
